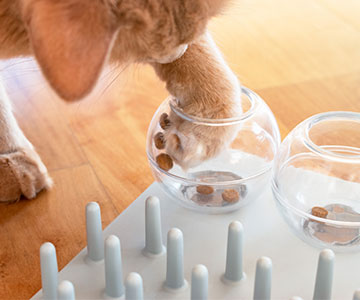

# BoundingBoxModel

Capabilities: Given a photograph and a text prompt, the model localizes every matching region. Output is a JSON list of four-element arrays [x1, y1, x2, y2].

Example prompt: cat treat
[[196, 185, 214, 195], [154, 132, 166, 149], [311, 206, 328, 218], [159, 113, 171, 130], [156, 153, 173, 171], [222, 189, 239, 203]]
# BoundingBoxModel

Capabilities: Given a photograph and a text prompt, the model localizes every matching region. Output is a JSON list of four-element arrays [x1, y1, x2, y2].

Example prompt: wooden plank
[[258, 72, 360, 138], [209, 0, 360, 89], [316, 0, 360, 31], [0, 165, 117, 299]]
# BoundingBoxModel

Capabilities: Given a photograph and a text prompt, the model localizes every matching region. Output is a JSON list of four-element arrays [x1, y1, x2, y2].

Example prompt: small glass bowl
[[146, 87, 280, 213], [272, 111, 360, 252]]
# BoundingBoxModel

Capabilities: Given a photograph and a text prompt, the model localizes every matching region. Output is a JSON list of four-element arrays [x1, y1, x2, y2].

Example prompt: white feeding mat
[[31, 177, 360, 299]]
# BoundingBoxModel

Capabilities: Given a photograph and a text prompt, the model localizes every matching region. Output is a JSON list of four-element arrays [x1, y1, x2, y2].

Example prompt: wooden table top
[[1, 0, 360, 298]]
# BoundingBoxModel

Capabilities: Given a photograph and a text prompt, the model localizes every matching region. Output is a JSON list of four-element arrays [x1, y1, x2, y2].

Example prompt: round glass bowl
[[146, 87, 280, 213], [272, 111, 360, 252]]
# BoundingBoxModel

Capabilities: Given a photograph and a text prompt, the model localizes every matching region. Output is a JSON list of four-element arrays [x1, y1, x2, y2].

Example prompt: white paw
[[0, 148, 52, 202], [162, 108, 239, 170]]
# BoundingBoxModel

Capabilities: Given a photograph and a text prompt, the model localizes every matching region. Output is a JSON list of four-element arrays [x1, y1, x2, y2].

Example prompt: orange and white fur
[[0, 0, 241, 202]]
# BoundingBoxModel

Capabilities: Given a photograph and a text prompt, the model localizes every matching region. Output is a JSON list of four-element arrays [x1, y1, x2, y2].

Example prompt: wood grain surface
[[1, 0, 360, 298]]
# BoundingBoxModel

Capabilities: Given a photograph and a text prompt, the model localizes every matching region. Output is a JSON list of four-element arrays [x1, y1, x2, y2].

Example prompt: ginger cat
[[0, 0, 241, 202]]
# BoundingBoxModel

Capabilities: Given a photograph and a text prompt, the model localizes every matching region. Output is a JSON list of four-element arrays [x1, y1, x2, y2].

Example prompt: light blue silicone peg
[[253, 256, 272, 300], [313, 249, 335, 300], [86, 202, 104, 262], [223, 221, 245, 284], [125, 272, 144, 300], [105, 235, 124, 298], [353, 289, 360, 300], [143, 196, 165, 257], [165, 228, 187, 291], [191, 264, 208, 300], [40, 242, 58, 300], [57, 280, 75, 300]]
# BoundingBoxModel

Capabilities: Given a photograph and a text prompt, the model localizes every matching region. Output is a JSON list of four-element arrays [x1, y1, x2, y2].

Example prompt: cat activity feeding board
[[32, 98, 360, 298], [32, 180, 360, 299]]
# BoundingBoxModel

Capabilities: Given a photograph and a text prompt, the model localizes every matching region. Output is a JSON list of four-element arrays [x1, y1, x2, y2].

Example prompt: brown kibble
[[160, 113, 171, 129], [156, 153, 173, 171], [222, 189, 239, 203], [311, 206, 328, 218], [154, 132, 165, 149], [196, 185, 214, 195]]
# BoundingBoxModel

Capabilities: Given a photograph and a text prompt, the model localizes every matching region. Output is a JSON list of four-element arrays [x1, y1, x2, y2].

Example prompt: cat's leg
[[152, 31, 241, 169], [0, 77, 52, 202]]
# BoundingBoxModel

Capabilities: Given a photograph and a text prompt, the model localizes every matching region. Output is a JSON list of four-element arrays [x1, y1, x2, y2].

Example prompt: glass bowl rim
[[168, 86, 260, 126], [272, 178, 360, 227], [304, 111, 360, 163]]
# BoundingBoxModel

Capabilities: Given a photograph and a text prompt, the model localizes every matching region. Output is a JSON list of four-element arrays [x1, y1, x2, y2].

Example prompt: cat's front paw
[[0, 148, 52, 202], [162, 107, 239, 170]]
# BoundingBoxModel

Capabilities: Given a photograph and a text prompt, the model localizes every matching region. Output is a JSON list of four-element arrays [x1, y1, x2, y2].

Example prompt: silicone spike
[[191, 264, 208, 300], [164, 228, 187, 291], [253, 256, 272, 300], [313, 249, 335, 300], [85, 202, 104, 262], [125, 272, 144, 300], [105, 235, 124, 298], [223, 221, 245, 283], [40, 242, 58, 300], [57, 280, 75, 300], [143, 196, 165, 257]]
